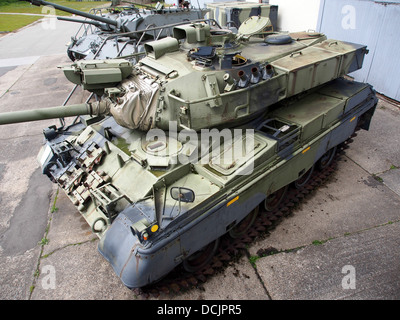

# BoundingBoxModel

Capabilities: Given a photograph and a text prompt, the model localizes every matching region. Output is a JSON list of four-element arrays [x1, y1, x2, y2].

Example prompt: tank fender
[[98, 206, 181, 288]]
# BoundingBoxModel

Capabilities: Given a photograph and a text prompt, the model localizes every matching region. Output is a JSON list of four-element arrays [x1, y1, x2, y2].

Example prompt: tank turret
[[0, 21, 369, 131], [0, 18, 378, 289], [55, 19, 369, 132], [25, 0, 204, 34], [22, 0, 209, 61]]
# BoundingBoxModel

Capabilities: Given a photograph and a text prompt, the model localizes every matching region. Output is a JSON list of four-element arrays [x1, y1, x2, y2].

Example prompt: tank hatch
[[238, 16, 273, 37]]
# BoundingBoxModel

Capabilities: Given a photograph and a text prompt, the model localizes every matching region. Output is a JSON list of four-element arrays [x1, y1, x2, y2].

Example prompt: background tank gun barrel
[[0, 102, 108, 125], [57, 16, 103, 29], [124, 1, 158, 11], [23, 0, 118, 27]]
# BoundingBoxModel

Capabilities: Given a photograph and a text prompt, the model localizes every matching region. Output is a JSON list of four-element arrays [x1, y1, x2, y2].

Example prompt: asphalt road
[[0, 17, 399, 305], [0, 19, 82, 299]]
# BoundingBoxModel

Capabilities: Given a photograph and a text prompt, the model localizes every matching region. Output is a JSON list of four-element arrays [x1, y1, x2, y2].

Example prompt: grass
[[0, 1, 112, 15], [372, 174, 384, 183], [38, 237, 49, 246], [0, 14, 41, 32], [0, 0, 111, 32], [51, 187, 59, 213]]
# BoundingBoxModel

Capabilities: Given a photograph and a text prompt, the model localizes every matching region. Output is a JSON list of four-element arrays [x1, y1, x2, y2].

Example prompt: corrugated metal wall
[[317, 0, 400, 100]]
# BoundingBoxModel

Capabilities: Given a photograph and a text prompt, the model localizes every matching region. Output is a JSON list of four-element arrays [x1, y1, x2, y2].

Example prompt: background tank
[[0, 18, 377, 289], [23, 0, 209, 61], [206, 1, 278, 32]]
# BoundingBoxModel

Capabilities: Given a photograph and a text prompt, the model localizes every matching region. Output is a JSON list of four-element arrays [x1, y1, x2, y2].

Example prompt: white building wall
[[268, 0, 321, 31], [317, 0, 400, 100], [170, 0, 322, 32]]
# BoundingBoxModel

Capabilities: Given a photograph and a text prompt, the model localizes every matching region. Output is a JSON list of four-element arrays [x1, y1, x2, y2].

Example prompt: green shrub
[[0, 0, 20, 7]]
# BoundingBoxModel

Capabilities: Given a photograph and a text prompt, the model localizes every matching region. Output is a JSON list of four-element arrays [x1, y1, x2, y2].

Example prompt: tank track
[[132, 136, 356, 298]]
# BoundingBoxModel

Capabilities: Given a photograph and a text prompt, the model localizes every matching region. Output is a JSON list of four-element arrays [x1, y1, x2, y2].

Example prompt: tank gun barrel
[[0, 103, 108, 125], [22, 0, 118, 27]]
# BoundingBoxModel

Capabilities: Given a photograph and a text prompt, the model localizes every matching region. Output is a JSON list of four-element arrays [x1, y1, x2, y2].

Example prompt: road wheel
[[183, 238, 220, 273], [294, 165, 314, 189], [264, 185, 288, 211], [229, 206, 259, 238], [318, 146, 337, 170]]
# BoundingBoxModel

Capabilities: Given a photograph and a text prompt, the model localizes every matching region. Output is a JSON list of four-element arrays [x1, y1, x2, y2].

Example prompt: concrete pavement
[[0, 18, 399, 303]]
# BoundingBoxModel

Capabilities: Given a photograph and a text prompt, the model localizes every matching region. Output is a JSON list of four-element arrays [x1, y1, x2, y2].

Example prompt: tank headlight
[[131, 219, 159, 242]]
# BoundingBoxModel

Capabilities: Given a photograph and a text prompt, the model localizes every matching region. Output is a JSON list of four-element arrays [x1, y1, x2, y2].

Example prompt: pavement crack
[[28, 237, 97, 299], [253, 220, 400, 261], [245, 249, 273, 299], [308, 220, 400, 250], [27, 186, 97, 299], [340, 219, 400, 238], [28, 215, 52, 300], [41, 238, 98, 259], [0, 60, 35, 99], [345, 155, 371, 175], [346, 154, 399, 177]]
